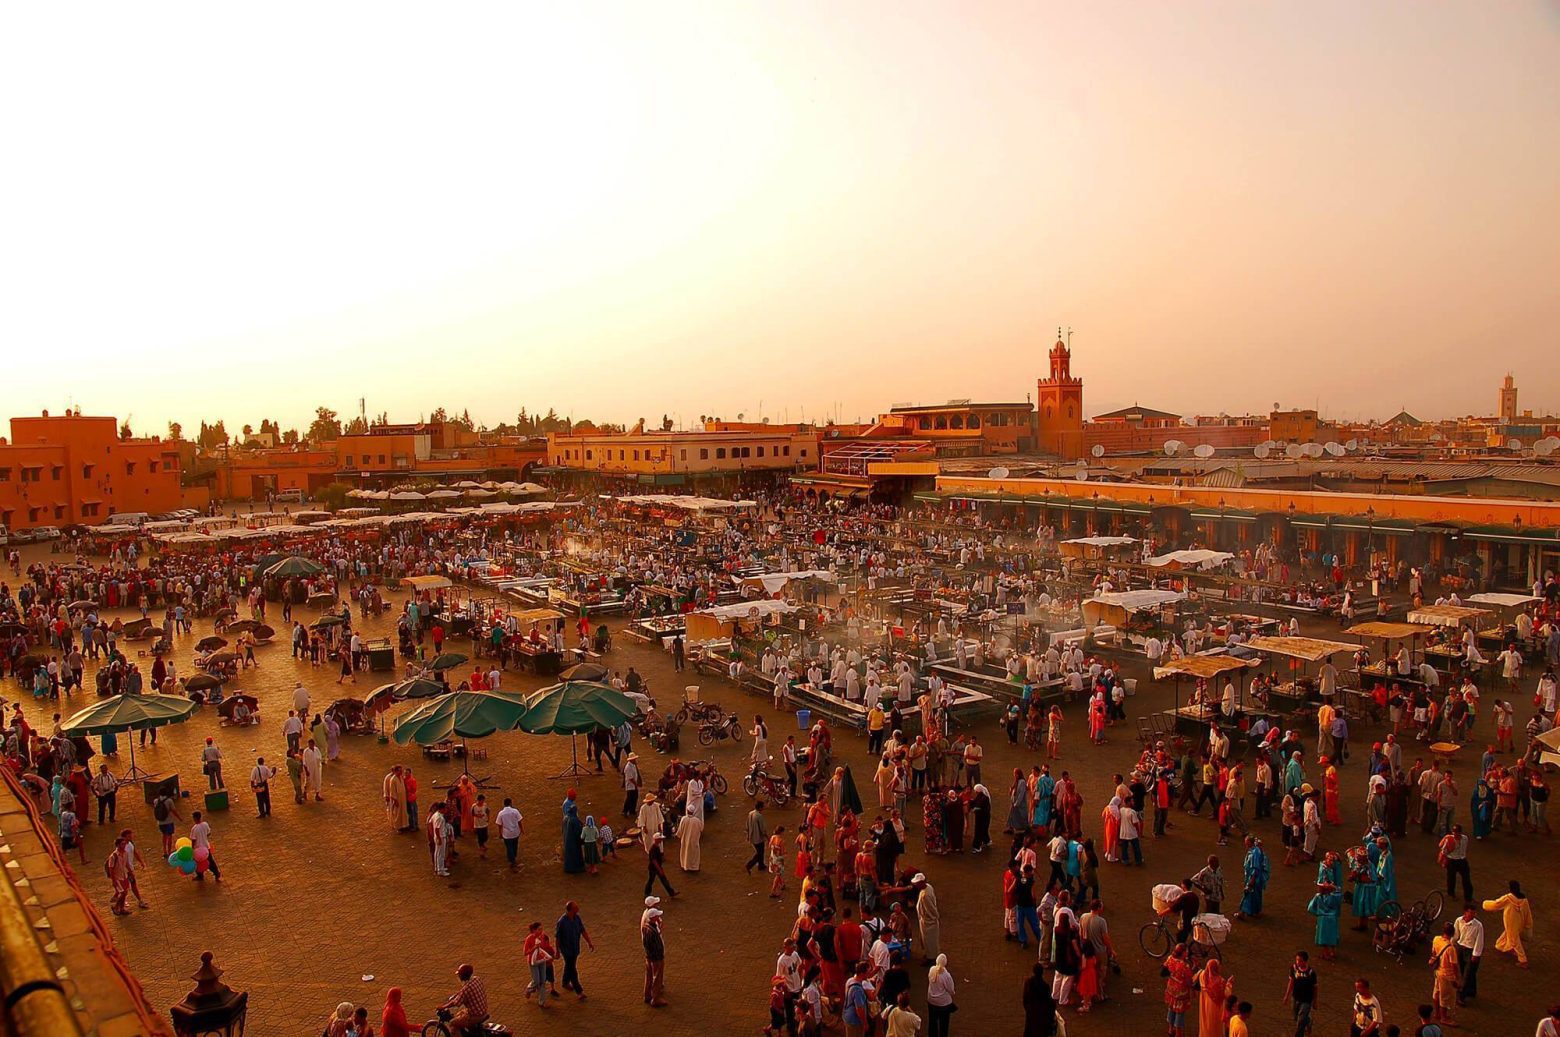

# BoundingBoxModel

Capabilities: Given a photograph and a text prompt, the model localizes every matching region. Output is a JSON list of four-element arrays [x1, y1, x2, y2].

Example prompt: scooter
[[696, 711, 744, 747], [421, 1005, 511, 1037]]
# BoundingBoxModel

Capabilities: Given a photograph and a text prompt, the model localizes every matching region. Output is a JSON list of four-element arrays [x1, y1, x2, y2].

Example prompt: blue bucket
[[796, 708, 812, 730]]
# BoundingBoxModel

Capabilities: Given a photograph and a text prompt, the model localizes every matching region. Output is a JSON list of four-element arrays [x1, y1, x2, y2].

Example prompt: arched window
[[968, 415, 981, 429], [1044, 405, 1054, 419], [934, 416, 948, 430], [950, 415, 964, 429], [918, 417, 931, 430]]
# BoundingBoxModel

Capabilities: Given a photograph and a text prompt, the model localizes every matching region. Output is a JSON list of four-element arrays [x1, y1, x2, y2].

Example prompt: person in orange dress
[[1321, 758, 1342, 826], [1194, 957, 1233, 1037], [1102, 796, 1122, 862], [794, 829, 812, 880]]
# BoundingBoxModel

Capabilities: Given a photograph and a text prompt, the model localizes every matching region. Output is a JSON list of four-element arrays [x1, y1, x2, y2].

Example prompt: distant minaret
[[1499, 373, 1518, 423]]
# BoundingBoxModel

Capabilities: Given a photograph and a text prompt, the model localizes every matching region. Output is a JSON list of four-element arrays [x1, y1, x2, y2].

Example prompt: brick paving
[[23, 590, 1552, 1036]]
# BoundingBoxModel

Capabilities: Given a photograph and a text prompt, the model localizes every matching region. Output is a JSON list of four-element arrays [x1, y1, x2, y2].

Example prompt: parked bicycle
[[697, 712, 744, 747]]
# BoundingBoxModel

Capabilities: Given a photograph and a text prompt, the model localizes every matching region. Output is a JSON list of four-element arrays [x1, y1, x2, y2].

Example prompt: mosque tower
[[1036, 327, 1085, 458], [1499, 373, 1518, 423]]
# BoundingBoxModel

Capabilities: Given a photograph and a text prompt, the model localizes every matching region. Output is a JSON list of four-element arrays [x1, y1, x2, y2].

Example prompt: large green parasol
[[61, 693, 197, 785], [519, 681, 638, 779]]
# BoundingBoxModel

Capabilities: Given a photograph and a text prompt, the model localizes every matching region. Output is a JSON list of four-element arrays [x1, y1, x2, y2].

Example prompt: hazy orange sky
[[3, 3, 1557, 435]]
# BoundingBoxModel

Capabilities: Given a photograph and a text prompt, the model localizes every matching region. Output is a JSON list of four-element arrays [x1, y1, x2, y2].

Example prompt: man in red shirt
[[836, 906, 864, 977]]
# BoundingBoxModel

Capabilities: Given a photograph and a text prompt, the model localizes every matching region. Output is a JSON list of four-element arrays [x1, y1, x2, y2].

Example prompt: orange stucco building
[[0, 412, 183, 529]]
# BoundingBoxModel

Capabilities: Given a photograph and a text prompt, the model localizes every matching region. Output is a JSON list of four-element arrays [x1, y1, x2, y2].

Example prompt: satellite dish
[[1507, 438, 1524, 450], [1345, 438, 1359, 451], [1325, 442, 1345, 456], [1304, 443, 1325, 458], [1074, 469, 1089, 482], [1285, 443, 1303, 458], [1253, 443, 1271, 459], [1535, 440, 1556, 457], [987, 466, 1010, 479], [1164, 440, 1184, 456], [1091, 444, 1105, 458], [1076, 458, 1088, 468], [1193, 443, 1215, 458]]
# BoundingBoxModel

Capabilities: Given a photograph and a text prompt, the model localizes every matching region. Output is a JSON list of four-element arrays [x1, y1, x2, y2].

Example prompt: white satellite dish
[[1091, 444, 1105, 458], [1253, 443, 1271, 459], [1285, 443, 1303, 459], [1535, 440, 1557, 457], [1345, 438, 1359, 451], [1075, 469, 1089, 482], [1324, 442, 1345, 456], [1164, 440, 1184, 456], [1193, 443, 1215, 458], [1076, 458, 1088, 468], [987, 466, 1010, 479], [1507, 438, 1524, 450], [1304, 443, 1325, 458]]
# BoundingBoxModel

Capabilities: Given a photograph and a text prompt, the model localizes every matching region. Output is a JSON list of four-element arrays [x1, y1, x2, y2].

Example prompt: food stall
[[1347, 620, 1435, 691], [1150, 655, 1257, 736], [1241, 634, 1358, 714]]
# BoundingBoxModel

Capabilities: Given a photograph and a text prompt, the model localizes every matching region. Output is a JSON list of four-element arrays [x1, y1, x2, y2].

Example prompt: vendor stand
[[1151, 655, 1257, 737], [1242, 634, 1357, 714]]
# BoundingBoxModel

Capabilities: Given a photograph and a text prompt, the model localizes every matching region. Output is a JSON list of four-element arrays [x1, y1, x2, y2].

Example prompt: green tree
[[281, 428, 300, 446], [429, 406, 448, 425], [308, 407, 342, 443], [314, 481, 353, 511], [119, 419, 133, 439], [344, 415, 368, 435], [167, 421, 183, 440]]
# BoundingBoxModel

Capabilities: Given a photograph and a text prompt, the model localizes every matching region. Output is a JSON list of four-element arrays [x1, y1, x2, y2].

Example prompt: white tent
[[1466, 592, 1541, 608], [1061, 536, 1138, 547], [1145, 550, 1236, 571]]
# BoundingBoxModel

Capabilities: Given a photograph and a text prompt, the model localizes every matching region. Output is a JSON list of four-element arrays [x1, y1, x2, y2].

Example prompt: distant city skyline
[[3, 3, 1556, 436]]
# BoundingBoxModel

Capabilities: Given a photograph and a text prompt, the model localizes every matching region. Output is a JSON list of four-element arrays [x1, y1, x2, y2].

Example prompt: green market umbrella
[[559, 661, 609, 683], [392, 689, 529, 786], [519, 681, 637, 779], [265, 556, 325, 579], [61, 693, 197, 785], [427, 652, 468, 672]]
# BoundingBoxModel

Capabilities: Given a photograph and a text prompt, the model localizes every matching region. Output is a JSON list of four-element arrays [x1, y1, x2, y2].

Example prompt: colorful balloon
[[167, 852, 180, 867], [174, 837, 193, 852], [175, 845, 194, 862]]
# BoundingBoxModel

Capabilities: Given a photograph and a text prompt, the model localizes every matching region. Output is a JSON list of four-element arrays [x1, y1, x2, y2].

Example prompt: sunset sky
[[3, 3, 1557, 435]]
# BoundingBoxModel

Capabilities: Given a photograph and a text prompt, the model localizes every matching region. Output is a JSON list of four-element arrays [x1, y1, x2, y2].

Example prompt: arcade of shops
[[921, 476, 1560, 590]]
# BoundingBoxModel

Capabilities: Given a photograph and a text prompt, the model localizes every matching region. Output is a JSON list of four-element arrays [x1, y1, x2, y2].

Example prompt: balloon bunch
[[165, 837, 210, 877]]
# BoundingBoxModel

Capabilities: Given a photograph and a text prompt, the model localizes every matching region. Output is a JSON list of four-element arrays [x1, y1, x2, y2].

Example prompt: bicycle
[[1139, 916, 1221, 966], [1370, 891, 1444, 963]]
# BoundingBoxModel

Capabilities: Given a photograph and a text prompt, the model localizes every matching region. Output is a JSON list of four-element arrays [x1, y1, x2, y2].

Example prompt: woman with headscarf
[[323, 1002, 353, 1037], [969, 784, 992, 853], [1007, 768, 1030, 834], [324, 713, 342, 761], [561, 794, 586, 874], [1102, 796, 1122, 862], [676, 800, 703, 871], [1470, 777, 1496, 839], [49, 774, 67, 818], [1482, 880, 1533, 968], [1373, 836, 1397, 907], [1021, 963, 1058, 1037], [926, 954, 956, 1037], [1307, 881, 1342, 960], [1194, 957, 1232, 1037], [380, 989, 410, 1037]]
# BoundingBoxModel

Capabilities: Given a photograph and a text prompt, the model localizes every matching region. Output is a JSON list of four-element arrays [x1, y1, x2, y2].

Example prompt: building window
[[54, 506, 65, 519], [934, 416, 947, 430], [633, 450, 640, 461], [757, 446, 765, 457], [783, 446, 790, 456], [950, 416, 964, 430], [0, 468, 9, 482], [619, 450, 625, 460], [680, 450, 687, 461], [51, 466, 63, 480], [968, 415, 981, 429], [716, 448, 727, 459], [82, 503, 100, 517], [918, 417, 931, 430], [800, 449, 808, 457], [346, 455, 355, 467], [125, 462, 136, 475], [700, 449, 709, 460], [83, 464, 94, 479], [378, 454, 386, 464], [149, 462, 159, 473], [586, 450, 593, 461]]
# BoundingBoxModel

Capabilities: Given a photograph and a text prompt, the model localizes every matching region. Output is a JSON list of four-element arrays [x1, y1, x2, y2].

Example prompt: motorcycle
[[689, 758, 729, 796], [696, 711, 744, 747], [741, 758, 791, 806], [675, 697, 724, 725], [421, 1005, 511, 1037]]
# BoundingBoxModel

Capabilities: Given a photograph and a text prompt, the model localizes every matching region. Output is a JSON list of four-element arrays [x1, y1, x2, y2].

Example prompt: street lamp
[[170, 952, 248, 1037]]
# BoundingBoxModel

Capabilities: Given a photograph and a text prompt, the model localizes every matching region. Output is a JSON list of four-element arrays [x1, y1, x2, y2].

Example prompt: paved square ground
[[35, 592, 1556, 1036]]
